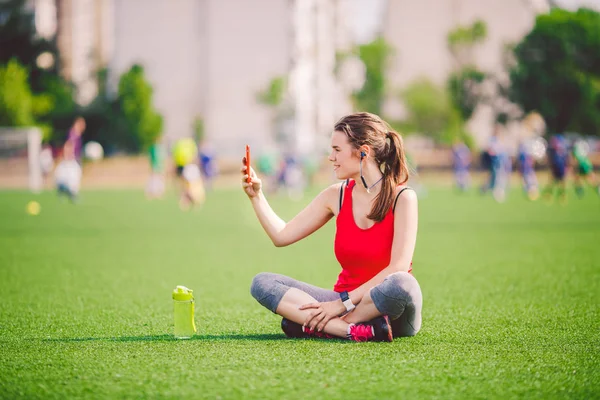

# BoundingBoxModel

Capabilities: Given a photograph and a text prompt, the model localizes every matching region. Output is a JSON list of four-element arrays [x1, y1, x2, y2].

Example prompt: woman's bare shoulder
[[393, 185, 418, 210], [316, 182, 346, 213], [322, 181, 345, 200], [395, 184, 417, 194]]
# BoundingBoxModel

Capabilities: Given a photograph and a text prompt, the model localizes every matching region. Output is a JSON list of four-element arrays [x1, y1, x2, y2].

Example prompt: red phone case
[[245, 145, 251, 183]]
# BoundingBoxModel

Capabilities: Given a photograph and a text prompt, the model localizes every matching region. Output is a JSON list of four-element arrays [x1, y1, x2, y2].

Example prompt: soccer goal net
[[0, 127, 43, 192]]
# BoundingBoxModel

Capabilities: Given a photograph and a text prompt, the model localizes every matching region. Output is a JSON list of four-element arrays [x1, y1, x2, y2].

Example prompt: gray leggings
[[250, 271, 423, 337]]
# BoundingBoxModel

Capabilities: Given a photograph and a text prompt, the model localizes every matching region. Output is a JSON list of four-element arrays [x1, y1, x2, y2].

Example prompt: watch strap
[[339, 291, 355, 312]]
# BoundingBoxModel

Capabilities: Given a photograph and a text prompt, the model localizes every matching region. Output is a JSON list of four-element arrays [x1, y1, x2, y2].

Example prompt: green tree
[[0, 59, 35, 126], [447, 20, 487, 66], [72, 69, 116, 153], [256, 76, 286, 108], [446, 20, 488, 123], [400, 79, 452, 140], [397, 78, 475, 147], [0, 59, 52, 131], [0, 0, 75, 141], [117, 64, 163, 152], [256, 75, 292, 145], [509, 8, 600, 135], [352, 37, 392, 115], [447, 67, 486, 121]]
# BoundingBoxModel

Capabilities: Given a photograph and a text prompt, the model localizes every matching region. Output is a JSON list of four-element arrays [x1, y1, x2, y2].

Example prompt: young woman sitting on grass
[[241, 112, 422, 342]]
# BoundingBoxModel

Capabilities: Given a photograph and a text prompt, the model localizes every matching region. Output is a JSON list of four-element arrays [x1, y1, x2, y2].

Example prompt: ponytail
[[368, 130, 410, 222]]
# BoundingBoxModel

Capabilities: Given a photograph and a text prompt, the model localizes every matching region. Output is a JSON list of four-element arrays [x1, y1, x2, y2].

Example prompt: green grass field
[[1, 185, 599, 399]]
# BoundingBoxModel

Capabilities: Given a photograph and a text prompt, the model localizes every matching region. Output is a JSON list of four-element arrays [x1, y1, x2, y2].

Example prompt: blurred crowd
[[452, 129, 600, 204]]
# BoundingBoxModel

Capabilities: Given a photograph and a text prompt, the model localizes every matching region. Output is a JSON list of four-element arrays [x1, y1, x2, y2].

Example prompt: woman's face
[[328, 130, 359, 180]]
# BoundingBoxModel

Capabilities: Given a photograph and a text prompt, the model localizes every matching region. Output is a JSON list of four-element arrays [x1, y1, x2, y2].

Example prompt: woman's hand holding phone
[[241, 145, 262, 198]]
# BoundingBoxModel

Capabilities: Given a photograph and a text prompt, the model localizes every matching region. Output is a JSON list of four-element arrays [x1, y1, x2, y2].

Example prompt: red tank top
[[333, 180, 412, 292]]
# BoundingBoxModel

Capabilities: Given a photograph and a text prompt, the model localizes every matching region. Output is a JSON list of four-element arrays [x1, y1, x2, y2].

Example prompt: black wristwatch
[[340, 291, 355, 312]]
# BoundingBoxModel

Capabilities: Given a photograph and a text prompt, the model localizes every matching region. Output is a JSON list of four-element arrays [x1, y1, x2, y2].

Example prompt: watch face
[[340, 291, 349, 302]]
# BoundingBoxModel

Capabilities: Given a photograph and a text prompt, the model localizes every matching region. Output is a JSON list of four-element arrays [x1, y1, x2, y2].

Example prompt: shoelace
[[348, 324, 374, 342]]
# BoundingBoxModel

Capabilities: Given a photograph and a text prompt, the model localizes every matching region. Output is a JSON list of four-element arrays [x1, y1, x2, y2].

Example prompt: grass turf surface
[[0, 186, 599, 399]]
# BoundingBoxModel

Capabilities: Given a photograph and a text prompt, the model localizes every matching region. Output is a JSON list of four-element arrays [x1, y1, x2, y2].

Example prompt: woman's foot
[[281, 318, 306, 338], [282, 315, 393, 342], [347, 315, 393, 342], [281, 318, 335, 339]]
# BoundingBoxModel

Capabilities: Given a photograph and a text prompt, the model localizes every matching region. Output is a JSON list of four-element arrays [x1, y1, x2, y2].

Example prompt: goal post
[[0, 127, 43, 192]]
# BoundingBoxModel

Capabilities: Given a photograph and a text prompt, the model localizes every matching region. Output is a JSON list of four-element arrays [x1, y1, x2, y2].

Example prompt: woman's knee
[[382, 271, 422, 302], [250, 272, 291, 313], [250, 272, 278, 301], [392, 311, 422, 337]]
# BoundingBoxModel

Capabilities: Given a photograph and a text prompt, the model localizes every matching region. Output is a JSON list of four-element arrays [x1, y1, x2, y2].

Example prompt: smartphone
[[245, 145, 251, 183]]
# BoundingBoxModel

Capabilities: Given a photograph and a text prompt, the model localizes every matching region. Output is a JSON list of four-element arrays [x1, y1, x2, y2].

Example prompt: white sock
[[346, 323, 355, 338]]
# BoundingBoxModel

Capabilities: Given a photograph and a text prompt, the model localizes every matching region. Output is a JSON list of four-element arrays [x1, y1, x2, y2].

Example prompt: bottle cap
[[172, 285, 194, 301]]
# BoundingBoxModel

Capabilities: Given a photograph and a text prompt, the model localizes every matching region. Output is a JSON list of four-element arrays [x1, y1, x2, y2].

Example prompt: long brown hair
[[334, 112, 409, 222]]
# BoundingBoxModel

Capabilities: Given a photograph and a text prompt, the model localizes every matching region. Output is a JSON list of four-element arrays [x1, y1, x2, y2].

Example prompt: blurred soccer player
[[172, 138, 205, 210], [452, 139, 471, 192], [54, 141, 82, 203], [198, 140, 218, 191], [517, 141, 539, 200], [64, 117, 86, 164], [481, 128, 507, 202], [543, 134, 569, 204], [571, 141, 600, 198], [179, 163, 205, 211]]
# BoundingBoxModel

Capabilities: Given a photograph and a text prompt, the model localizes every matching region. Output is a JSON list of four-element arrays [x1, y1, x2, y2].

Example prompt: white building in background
[[53, 0, 113, 106], [108, 0, 209, 151], [201, 0, 291, 157], [288, 0, 356, 158], [108, 0, 353, 158]]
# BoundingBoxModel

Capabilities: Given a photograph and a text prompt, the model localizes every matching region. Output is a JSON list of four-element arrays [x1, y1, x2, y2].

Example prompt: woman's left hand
[[299, 300, 346, 332]]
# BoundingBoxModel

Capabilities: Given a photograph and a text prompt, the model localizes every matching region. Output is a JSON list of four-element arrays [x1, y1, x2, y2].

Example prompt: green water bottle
[[172, 285, 197, 339]]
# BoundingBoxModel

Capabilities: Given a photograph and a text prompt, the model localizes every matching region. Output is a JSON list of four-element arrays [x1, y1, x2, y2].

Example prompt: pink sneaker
[[347, 316, 393, 342], [347, 324, 374, 342]]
